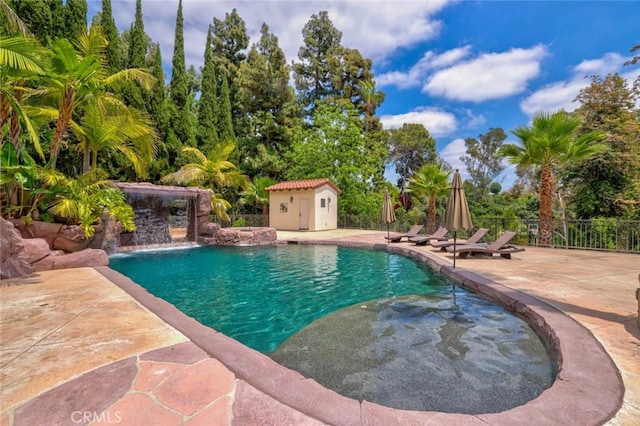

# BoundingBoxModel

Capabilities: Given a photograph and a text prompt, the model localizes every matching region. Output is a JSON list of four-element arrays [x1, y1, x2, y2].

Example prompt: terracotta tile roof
[[265, 178, 341, 193]]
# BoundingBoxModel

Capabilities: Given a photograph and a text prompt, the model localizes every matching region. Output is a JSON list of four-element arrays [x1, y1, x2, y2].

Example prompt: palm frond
[[0, 35, 44, 74]]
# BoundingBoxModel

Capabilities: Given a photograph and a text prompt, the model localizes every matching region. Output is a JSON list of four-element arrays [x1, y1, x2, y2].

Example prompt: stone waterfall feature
[[111, 182, 277, 250]]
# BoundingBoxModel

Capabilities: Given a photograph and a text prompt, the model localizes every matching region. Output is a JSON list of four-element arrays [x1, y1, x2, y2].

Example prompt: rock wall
[[201, 227, 277, 246], [1, 218, 33, 279], [1, 217, 109, 280]]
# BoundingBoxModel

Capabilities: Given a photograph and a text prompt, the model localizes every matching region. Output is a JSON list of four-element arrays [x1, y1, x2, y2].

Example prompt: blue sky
[[90, 1, 640, 188]]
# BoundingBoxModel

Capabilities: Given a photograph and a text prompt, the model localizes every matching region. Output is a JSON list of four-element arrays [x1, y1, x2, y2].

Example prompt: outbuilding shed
[[265, 179, 341, 231]]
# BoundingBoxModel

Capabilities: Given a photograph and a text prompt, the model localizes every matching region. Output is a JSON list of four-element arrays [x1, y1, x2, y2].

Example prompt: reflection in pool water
[[109, 244, 555, 413]]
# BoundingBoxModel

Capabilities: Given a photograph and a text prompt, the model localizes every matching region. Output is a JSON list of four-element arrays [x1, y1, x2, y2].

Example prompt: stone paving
[[0, 230, 638, 425]]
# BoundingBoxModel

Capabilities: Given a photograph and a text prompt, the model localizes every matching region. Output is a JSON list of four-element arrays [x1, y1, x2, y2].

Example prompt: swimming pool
[[109, 244, 555, 412], [109, 244, 452, 352]]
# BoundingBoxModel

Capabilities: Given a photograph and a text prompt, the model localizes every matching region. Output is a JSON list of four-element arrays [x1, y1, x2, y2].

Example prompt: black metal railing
[[208, 214, 640, 253]]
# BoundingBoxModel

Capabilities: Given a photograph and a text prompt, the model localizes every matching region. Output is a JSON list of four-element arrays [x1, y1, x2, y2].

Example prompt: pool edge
[[95, 241, 624, 425]]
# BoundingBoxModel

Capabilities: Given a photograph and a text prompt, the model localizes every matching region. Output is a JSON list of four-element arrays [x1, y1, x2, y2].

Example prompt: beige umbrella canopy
[[445, 170, 473, 267], [381, 188, 396, 242]]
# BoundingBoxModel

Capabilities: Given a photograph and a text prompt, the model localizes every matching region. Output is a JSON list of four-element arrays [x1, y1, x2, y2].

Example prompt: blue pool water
[[109, 243, 555, 413], [109, 244, 453, 352]]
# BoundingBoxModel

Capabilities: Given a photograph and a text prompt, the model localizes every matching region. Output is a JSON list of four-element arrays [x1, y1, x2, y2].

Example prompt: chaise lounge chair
[[408, 227, 450, 246], [385, 224, 424, 242], [430, 228, 489, 251], [445, 231, 525, 259]]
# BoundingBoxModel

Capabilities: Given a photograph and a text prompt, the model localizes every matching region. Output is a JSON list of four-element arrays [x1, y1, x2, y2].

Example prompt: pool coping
[[96, 240, 624, 425]]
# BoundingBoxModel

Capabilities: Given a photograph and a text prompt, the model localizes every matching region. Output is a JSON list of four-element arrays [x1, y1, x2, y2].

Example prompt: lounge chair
[[408, 227, 450, 246], [445, 231, 525, 259], [431, 228, 489, 251], [385, 224, 424, 242]]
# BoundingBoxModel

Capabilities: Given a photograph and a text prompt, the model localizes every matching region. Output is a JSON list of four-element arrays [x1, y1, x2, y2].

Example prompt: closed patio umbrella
[[381, 188, 396, 242], [445, 170, 473, 268]]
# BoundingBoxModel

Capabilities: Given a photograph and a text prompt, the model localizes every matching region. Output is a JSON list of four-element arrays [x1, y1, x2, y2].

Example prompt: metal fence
[[213, 214, 640, 253]]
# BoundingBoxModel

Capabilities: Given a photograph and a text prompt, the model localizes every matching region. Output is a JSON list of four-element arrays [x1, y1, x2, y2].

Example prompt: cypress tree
[[49, 0, 65, 40], [127, 0, 146, 68], [147, 43, 172, 180], [197, 25, 219, 154], [63, 0, 88, 41], [12, 0, 52, 45], [123, 0, 147, 110], [217, 72, 235, 144], [168, 0, 195, 164], [169, 0, 188, 110], [100, 0, 123, 73]]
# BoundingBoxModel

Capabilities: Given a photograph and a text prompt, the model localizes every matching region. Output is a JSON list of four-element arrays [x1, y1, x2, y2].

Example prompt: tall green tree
[[167, 0, 195, 167], [210, 8, 248, 137], [388, 123, 438, 193], [211, 8, 248, 76], [235, 22, 294, 179], [63, 0, 87, 41], [286, 100, 387, 216], [334, 47, 377, 112], [99, 0, 123, 73], [49, 0, 65, 40], [502, 111, 607, 246], [568, 74, 640, 219], [10, 0, 52, 45], [197, 25, 219, 154], [147, 42, 171, 181], [461, 127, 507, 201], [406, 164, 451, 233], [122, 0, 148, 111], [8, 0, 53, 46], [292, 11, 343, 115], [217, 71, 234, 144]]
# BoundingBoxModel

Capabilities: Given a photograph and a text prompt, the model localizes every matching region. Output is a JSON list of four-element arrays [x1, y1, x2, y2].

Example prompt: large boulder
[[211, 227, 277, 246], [0, 217, 34, 279], [19, 238, 52, 264], [33, 248, 109, 271], [1, 217, 110, 278], [53, 225, 91, 252]]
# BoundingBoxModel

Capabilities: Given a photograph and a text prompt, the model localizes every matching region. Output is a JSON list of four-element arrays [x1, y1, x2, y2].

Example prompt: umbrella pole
[[387, 223, 390, 243], [453, 231, 457, 268]]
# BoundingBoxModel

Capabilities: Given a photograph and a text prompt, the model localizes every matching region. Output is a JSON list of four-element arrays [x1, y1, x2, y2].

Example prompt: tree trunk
[[50, 86, 74, 169], [428, 195, 436, 234], [82, 144, 91, 174], [539, 164, 554, 246], [9, 83, 24, 150]]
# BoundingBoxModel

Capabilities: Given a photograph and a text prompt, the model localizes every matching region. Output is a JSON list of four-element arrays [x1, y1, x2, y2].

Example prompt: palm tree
[[161, 142, 249, 221], [358, 80, 383, 117], [0, 34, 45, 159], [69, 100, 157, 177], [241, 176, 276, 215], [32, 26, 155, 169], [502, 111, 607, 246], [406, 163, 451, 233]]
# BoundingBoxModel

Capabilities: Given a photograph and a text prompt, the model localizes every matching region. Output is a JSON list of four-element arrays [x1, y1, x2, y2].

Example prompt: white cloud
[[439, 138, 467, 176], [574, 52, 627, 75], [423, 45, 548, 102], [377, 46, 471, 89], [105, 0, 452, 72], [379, 107, 457, 137], [520, 52, 640, 116], [519, 77, 587, 115]]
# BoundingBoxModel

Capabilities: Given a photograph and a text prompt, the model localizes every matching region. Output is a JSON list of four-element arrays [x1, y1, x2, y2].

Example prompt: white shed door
[[299, 199, 309, 230]]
